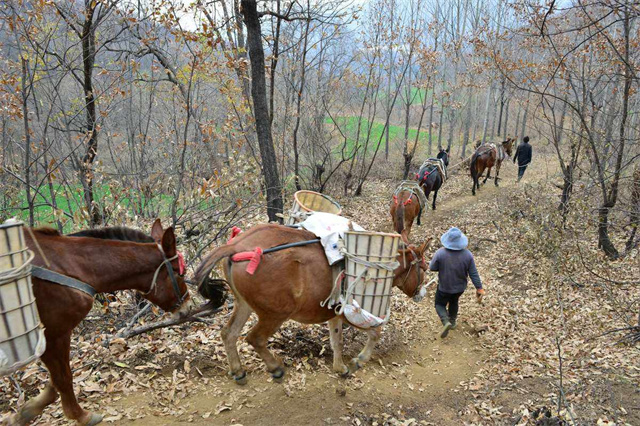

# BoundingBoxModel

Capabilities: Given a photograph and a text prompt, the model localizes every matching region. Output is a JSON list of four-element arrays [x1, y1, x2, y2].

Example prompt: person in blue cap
[[428, 227, 484, 338]]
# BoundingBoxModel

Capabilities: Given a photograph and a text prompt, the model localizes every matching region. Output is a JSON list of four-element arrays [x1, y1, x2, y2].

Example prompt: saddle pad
[[394, 181, 428, 210]]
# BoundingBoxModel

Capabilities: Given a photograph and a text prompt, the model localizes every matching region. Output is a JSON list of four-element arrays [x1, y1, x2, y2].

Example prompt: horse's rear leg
[[328, 317, 348, 375], [40, 333, 102, 425], [221, 296, 253, 385], [348, 327, 382, 375], [246, 317, 287, 382], [483, 166, 492, 184], [10, 384, 58, 425]]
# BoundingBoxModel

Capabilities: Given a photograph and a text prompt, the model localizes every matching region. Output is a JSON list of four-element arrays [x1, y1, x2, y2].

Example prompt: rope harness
[[393, 181, 428, 211]]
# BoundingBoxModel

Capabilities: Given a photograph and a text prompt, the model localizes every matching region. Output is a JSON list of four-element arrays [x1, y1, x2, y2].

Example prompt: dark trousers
[[517, 164, 528, 181], [435, 289, 463, 325]]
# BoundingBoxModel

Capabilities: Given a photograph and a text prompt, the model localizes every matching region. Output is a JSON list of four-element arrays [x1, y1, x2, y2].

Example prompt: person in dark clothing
[[429, 227, 484, 338], [513, 136, 533, 181]]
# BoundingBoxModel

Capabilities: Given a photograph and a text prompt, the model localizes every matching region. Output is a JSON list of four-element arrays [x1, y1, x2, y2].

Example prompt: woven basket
[[286, 190, 342, 225], [0, 220, 45, 376], [343, 231, 400, 319]]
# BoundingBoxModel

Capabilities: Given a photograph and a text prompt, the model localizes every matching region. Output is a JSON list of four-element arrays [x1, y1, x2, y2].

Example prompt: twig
[[119, 302, 152, 334], [117, 303, 225, 339]]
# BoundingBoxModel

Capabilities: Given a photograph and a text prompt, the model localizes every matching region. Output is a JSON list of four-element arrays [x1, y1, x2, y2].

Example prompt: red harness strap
[[231, 247, 263, 275], [227, 226, 242, 243], [394, 194, 413, 206], [177, 252, 186, 275]]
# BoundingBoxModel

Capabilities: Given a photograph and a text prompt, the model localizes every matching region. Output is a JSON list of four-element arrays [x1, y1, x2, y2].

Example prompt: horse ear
[[151, 219, 163, 243], [419, 238, 432, 254], [161, 227, 177, 257]]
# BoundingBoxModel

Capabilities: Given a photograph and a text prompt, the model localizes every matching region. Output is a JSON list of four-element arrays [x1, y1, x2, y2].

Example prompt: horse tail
[[470, 152, 479, 179], [394, 199, 405, 236], [195, 243, 237, 304]]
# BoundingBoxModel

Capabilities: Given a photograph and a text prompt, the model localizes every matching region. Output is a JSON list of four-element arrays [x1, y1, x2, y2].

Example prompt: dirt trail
[[110, 166, 524, 425]]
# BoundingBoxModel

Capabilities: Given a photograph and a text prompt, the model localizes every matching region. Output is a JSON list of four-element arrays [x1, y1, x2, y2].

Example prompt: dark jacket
[[429, 248, 482, 294], [513, 142, 532, 166]]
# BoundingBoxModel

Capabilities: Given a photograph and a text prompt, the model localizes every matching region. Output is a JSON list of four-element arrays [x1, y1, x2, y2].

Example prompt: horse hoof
[[77, 412, 103, 426], [334, 364, 349, 376], [347, 358, 361, 375], [233, 371, 248, 385], [8, 412, 31, 426], [271, 367, 285, 383]]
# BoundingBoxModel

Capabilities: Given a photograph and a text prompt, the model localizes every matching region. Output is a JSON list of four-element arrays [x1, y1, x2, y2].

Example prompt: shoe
[[440, 322, 452, 338], [450, 320, 457, 330]]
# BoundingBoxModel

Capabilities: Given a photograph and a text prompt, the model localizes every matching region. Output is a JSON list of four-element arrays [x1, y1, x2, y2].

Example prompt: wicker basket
[[0, 220, 45, 376], [343, 231, 400, 320], [286, 190, 342, 225]]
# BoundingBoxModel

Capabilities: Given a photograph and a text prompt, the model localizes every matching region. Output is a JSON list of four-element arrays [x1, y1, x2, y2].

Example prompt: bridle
[[400, 247, 425, 298], [142, 246, 189, 312]]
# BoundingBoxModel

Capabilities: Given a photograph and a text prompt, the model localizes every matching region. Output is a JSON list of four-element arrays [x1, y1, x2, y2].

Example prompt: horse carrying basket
[[286, 190, 342, 225], [343, 231, 400, 320], [0, 220, 45, 376]]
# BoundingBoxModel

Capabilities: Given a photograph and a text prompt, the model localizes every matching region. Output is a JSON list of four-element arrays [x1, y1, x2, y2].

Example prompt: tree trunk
[[461, 86, 473, 159], [81, 4, 101, 227], [427, 79, 435, 155], [21, 58, 34, 226], [291, 14, 311, 190], [519, 97, 529, 142], [481, 84, 492, 145], [241, 0, 284, 223]]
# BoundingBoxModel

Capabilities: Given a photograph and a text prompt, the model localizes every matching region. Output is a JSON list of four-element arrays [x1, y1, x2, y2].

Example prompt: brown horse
[[10, 220, 191, 426], [195, 224, 428, 384], [470, 138, 515, 195], [390, 190, 421, 243]]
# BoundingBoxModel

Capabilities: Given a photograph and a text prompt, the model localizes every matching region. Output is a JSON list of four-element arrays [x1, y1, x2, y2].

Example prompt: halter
[[400, 248, 425, 298], [142, 246, 188, 312]]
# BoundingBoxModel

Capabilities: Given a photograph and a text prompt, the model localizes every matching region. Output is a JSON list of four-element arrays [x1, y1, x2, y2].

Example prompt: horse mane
[[33, 227, 62, 236], [68, 227, 154, 243]]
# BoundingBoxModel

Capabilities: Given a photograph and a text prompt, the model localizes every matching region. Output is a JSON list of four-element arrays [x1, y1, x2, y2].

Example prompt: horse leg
[[221, 296, 253, 385], [432, 189, 438, 210], [246, 317, 287, 382], [328, 317, 348, 375], [495, 162, 501, 186], [39, 333, 102, 425], [483, 166, 492, 184], [10, 384, 59, 425], [348, 327, 382, 374]]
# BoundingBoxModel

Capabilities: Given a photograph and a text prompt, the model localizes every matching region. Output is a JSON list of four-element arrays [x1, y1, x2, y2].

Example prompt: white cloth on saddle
[[299, 212, 364, 265]]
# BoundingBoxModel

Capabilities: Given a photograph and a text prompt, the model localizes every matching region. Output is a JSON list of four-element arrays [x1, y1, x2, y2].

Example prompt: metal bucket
[[343, 231, 400, 320], [286, 190, 342, 225], [0, 220, 46, 376]]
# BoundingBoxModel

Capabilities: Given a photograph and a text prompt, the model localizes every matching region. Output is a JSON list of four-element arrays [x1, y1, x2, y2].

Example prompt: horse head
[[147, 219, 191, 315], [393, 239, 430, 301], [437, 148, 450, 166], [502, 137, 515, 157]]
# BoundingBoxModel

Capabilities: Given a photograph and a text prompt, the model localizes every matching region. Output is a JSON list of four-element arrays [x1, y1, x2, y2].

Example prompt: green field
[[326, 116, 439, 155], [2, 183, 176, 232]]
